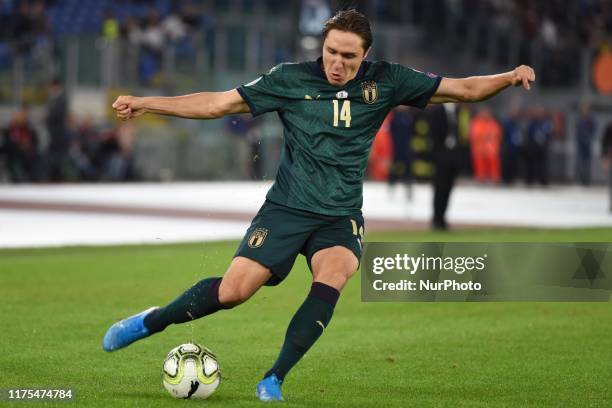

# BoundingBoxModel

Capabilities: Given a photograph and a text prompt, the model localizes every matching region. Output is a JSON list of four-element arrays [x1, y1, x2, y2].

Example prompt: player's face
[[322, 29, 370, 87]]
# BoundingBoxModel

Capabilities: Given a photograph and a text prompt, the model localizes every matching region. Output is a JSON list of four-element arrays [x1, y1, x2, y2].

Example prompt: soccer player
[[103, 9, 535, 401]]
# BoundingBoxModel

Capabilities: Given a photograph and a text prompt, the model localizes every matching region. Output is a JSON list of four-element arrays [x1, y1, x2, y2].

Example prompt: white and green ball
[[161, 343, 220, 399]]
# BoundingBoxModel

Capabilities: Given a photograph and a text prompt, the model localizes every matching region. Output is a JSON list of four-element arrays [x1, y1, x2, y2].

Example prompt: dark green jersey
[[237, 58, 441, 216]]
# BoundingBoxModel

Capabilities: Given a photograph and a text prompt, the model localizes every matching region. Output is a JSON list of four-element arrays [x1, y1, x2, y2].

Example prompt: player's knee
[[330, 256, 359, 283], [218, 282, 253, 307], [218, 257, 270, 307], [315, 267, 356, 291], [344, 266, 358, 280]]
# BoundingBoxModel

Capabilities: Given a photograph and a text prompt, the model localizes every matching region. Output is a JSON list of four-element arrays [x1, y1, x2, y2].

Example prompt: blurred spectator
[[45, 77, 69, 182], [575, 103, 597, 186], [179, 1, 206, 30], [469, 106, 501, 183], [430, 103, 462, 231], [299, 0, 331, 36], [139, 10, 164, 84], [2, 105, 41, 182], [142, 10, 164, 52], [163, 9, 195, 62], [69, 116, 100, 181], [225, 115, 263, 180], [368, 114, 392, 181], [245, 120, 263, 180], [162, 13, 188, 42], [388, 106, 414, 200], [102, 10, 120, 41], [11, 1, 35, 55], [539, 17, 558, 48], [121, 9, 167, 84], [94, 124, 137, 181], [5, 0, 49, 61], [123, 16, 144, 45], [501, 107, 523, 184], [525, 106, 552, 186]]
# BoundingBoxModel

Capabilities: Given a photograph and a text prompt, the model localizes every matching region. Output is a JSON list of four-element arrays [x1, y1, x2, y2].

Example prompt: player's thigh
[[234, 201, 318, 286], [310, 246, 359, 291], [218, 256, 272, 305], [306, 213, 364, 291]]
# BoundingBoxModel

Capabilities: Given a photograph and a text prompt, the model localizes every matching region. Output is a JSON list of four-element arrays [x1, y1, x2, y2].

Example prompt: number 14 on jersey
[[332, 100, 351, 128]]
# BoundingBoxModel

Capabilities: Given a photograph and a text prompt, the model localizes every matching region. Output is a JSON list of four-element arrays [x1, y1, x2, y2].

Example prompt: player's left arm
[[429, 65, 535, 104]]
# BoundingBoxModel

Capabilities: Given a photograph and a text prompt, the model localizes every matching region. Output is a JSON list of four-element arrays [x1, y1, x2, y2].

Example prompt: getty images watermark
[[361, 243, 612, 301], [371, 252, 487, 292]]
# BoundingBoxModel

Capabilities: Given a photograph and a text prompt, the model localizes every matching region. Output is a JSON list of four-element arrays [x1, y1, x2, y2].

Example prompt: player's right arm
[[112, 89, 249, 121]]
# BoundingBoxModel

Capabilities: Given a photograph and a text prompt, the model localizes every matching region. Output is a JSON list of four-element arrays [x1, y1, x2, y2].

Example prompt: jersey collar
[[314, 57, 367, 84]]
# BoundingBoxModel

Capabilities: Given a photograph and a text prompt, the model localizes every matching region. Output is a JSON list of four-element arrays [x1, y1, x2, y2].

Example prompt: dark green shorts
[[234, 200, 365, 286]]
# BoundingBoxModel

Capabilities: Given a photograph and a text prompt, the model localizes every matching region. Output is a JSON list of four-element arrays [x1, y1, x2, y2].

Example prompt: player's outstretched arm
[[429, 65, 535, 104], [112, 89, 250, 121]]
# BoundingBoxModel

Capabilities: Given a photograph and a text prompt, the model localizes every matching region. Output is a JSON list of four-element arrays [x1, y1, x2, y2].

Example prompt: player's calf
[[262, 282, 340, 386]]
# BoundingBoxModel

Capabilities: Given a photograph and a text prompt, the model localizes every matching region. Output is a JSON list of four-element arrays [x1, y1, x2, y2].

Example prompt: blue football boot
[[102, 306, 158, 352], [256, 374, 284, 402]]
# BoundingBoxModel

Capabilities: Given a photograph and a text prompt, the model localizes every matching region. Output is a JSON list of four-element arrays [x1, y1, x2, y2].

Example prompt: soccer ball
[[161, 343, 221, 399]]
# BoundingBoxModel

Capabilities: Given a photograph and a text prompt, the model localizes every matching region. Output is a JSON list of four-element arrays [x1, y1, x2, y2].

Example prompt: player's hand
[[112, 95, 146, 121], [511, 65, 536, 90]]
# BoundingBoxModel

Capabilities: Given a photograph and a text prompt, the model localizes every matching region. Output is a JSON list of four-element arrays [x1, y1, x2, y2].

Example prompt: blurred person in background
[[122, 16, 143, 45], [94, 124, 137, 182], [388, 106, 414, 200], [161, 9, 188, 43], [368, 113, 392, 181], [246, 121, 263, 180], [575, 103, 597, 186], [225, 114, 262, 180], [525, 106, 552, 186], [429, 103, 462, 230], [11, 1, 39, 56], [299, 0, 331, 36], [501, 106, 523, 184], [102, 10, 120, 41], [121, 10, 164, 85], [45, 77, 69, 182], [69, 116, 100, 181], [179, 1, 206, 31], [469, 106, 501, 183], [103, 9, 535, 402], [139, 10, 165, 84], [2, 104, 41, 182], [13, 0, 49, 62]]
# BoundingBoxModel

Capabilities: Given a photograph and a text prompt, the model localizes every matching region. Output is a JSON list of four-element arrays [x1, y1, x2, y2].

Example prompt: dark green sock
[[144, 277, 228, 334], [265, 282, 340, 381]]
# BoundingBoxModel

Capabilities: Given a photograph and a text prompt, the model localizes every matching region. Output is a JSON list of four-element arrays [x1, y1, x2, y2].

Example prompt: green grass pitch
[[1, 228, 611, 407]]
